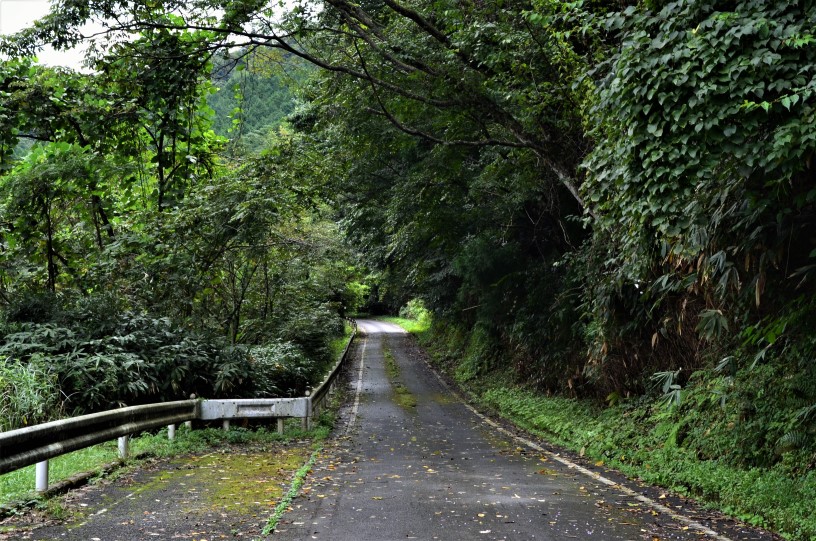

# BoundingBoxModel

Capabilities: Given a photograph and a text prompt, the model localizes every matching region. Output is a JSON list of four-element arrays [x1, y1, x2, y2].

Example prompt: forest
[[1, 0, 815, 537]]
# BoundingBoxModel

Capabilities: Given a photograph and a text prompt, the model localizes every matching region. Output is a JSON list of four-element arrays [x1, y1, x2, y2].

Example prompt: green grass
[[329, 320, 356, 361], [0, 422, 329, 510], [475, 386, 816, 540], [0, 442, 119, 504], [376, 315, 431, 335], [0, 358, 59, 432], [261, 446, 321, 535]]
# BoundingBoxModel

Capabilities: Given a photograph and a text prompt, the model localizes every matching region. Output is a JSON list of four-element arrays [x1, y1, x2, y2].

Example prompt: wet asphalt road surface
[[1, 319, 779, 541], [273, 319, 749, 541]]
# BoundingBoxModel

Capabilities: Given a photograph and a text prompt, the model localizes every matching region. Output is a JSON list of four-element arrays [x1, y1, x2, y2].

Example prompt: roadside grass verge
[[329, 319, 356, 360], [387, 315, 816, 541], [0, 421, 330, 513], [261, 447, 321, 535], [1, 443, 118, 505], [477, 387, 816, 540], [375, 315, 431, 335]]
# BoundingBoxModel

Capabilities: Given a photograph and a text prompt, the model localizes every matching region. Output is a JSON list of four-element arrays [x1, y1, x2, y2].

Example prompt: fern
[[776, 431, 809, 454], [796, 403, 816, 423]]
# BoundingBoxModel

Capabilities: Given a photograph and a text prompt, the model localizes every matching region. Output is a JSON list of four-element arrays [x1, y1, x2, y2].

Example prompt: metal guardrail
[[310, 319, 358, 415], [0, 400, 199, 476], [198, 398, 308, 421], [0, 322, 357, 492]]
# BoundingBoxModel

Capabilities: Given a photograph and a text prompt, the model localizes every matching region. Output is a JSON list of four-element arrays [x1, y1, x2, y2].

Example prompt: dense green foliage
[[3, 0, 816, 536], [0, 291, 335, 417], [582, 0, 816, 391], [0, 11, 351, 427]]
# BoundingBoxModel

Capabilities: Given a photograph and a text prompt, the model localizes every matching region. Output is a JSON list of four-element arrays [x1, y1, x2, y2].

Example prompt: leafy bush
[[0, 294, 254, 416], [277, 302, 343, 365], [398, 298, 431, 326], [453, 324, 497, 384], [3, 291, 60, 324], [341, 281, 370, 315], [0, 291, 347, 422], [0, 317, 243, 414], [248, 341, 317, 398]]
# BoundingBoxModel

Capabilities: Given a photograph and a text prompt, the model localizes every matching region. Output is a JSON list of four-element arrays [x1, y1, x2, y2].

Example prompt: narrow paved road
[[3, 320, 775, 541], [274, 320, 739, 541]]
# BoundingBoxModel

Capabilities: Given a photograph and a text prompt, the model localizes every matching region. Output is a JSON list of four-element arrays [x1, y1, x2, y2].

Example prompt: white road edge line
[[424, 358, 734, 541], [345, 336, 367, 435]]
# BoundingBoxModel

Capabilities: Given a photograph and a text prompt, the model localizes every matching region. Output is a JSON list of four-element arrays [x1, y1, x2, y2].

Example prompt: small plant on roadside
[[261, 447, 321, 535], [651, 369, 683, 409], [379, 299, 432, 335], [0, 355, 60, 431]]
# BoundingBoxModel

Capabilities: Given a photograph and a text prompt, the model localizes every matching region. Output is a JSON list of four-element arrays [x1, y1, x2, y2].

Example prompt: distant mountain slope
[[208, 51, 305, 151]]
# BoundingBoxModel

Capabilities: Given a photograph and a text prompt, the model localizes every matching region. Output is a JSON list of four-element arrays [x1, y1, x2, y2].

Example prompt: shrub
[[0, 294, 255, 415], [277, 302, 343, 364], [399, 298, 431, 324], [0, 292, 341, 419], [3, 291, 60, 324], [248, 341, 317, 398]]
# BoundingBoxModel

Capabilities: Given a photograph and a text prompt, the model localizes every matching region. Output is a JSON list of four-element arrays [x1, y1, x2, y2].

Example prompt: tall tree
[[1, 0, 596, 206]]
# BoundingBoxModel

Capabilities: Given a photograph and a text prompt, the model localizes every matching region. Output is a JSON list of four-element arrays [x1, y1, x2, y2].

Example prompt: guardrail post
[[118, 435, 129, 460], [222, 419, 230, 431], [168, 424, 176, 440], [35, 460, 49, 492], [277, 418, 284, 435]]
